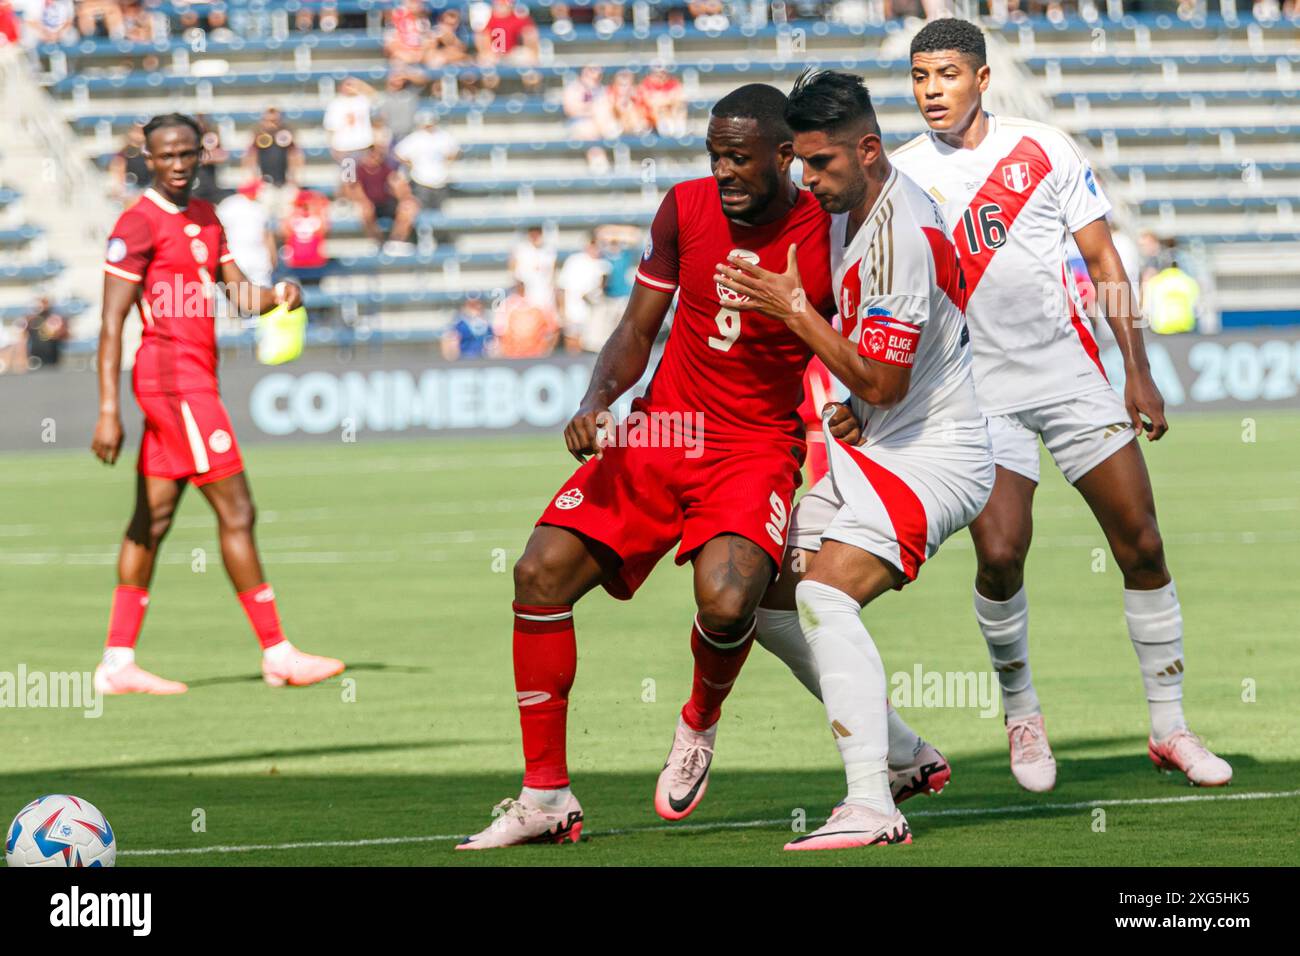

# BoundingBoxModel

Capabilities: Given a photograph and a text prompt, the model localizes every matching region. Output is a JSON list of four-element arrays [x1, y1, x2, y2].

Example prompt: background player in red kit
[[90, 113, 345, 695], [458, 85, 855, 849]]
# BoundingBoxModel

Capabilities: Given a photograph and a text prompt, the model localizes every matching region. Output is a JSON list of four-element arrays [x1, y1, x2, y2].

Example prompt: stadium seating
[[1, 3, 1297, 337]]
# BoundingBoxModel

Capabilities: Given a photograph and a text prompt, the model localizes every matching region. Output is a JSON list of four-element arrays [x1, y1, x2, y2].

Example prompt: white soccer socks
[[795, 581, 894, 815], [755, 606, 822, 700], [974, 586, 1040, 719], [1123, 582, 1188, 741]]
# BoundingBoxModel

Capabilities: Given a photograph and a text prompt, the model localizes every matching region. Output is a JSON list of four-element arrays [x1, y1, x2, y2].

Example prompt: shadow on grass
[[0, 748, 1291, 866]]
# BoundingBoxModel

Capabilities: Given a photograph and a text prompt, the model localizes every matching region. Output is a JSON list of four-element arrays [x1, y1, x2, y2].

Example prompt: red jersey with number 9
[[634, 177, 835, 448]]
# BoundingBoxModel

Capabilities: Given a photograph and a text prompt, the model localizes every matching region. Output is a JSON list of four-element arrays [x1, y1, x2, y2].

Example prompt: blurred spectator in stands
[[565, 65, 619, 172], [395, 111, 459, 242], [428, 6, 472, 67], [206, 4, 236, 44], [345, 143, 419, 255], [557, 232, 612, 353], [510, 225, 557, 309], [109, 123, 150, 205], [243, 107, 303, 222], [609, 69, 652, 135], [295, 0, 339, 33], [325, 77, 377, 172], [1137, 229, 1162, 285], [495, 280, 559, 358], [1143, 255, 1201, 335], [476, 0, 540, 64], [281, 189, 330, 271], [0, 315, 25, 374], [640, 63, 687, 136], [22, 295, 68, 369], [689, 0, 728, 31], [119, 0, 152, 42], [177, 4, 202, 45], [441, 297, 495, 360], [593, 1, 624, 35], [23, 0, 76, 45], [76, 0, 122, 38], [1109, 219, 1141, 293], [385, 0, 432, 67], [378, 70, 423, 145], [0, 0, 19, 45], [597, 224, 640, 335], [191, 119, 232, 204], [550, 1, 574, 37], [218, 180, 277, 288]]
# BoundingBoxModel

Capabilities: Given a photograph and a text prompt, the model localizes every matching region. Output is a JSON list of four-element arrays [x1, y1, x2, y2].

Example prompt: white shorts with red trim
[[988, 385, 1135, 486], [787, 428, 994, 586]]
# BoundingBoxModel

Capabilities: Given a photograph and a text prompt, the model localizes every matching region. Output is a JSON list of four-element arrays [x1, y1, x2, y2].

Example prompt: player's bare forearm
[[1075, 219, 1168, 439], [220, 260, 300, 314], [580, 283, 671, 409], [787, 305, 908, 408], [93, 276, 135, 463]]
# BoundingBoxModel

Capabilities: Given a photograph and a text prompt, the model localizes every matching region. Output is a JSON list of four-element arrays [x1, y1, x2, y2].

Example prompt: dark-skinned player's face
[[792, 128, 872, 215], [706, 116, 792, 222], [145, 125, 201, 198], [910, 50, 990, 134]]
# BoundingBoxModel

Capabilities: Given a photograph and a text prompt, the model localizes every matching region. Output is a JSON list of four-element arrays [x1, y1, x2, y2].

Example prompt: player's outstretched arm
[[564, 282, 674, 462], [715, 244, 912, 409], [92, 274, 139, 465], [1074, 219, 1168, 441], [219, 259, 302, 316]]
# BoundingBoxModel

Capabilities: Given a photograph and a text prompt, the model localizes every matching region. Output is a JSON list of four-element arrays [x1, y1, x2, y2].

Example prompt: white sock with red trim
[[974, 586, 1039, 720], [795, 580, 894, 815]]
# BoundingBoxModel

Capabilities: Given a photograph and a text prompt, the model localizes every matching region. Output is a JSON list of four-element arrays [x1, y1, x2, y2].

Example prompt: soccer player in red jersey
[[457, 85, 869, 849], [90, 113, 345, 695]]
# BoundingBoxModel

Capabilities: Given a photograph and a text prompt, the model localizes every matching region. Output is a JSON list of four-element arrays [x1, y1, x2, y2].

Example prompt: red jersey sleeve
[[104, 209, 153, 283], [634, 186, 681, 293], [217, 220, 235, 266]]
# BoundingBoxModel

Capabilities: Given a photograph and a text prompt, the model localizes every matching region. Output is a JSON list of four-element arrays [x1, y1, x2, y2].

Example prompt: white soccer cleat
[[654, 716, 716, 821], [785, 802, 912, 851], [455, 793, 584, 850], [93, 661, 188, 695], [1007, 713, 1057, 792], [889, 741, 951, 804], [1149, 729, 1233, 787]]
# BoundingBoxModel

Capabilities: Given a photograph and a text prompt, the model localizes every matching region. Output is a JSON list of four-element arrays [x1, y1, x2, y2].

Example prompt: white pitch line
[[118, 788, 1300, 858]]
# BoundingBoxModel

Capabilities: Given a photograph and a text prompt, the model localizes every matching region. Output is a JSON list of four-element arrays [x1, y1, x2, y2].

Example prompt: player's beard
[[823, 167, 869, 215]]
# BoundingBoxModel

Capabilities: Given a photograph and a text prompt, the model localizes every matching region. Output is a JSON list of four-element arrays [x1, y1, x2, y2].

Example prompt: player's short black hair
[[142, 113, 203, 149], [710, 84, 793, 143], [784, 69, 880, 140], [910, 17, 987, 68]]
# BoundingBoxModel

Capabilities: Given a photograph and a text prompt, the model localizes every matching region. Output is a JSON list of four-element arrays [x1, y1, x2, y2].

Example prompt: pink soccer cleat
[[785, 803, 912, 851], [1149, 729, 1233, 787], [261, 643, 345, 687], [93, 662, 188, 695], [456, 793, 584, 850], [1007, 712, 1057, 793], [654, 716, 717, 821], [889, 741, 951, 805]]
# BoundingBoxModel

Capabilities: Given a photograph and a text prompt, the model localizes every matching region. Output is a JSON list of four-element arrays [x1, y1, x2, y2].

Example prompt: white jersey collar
[[144, 187, 187, 214]]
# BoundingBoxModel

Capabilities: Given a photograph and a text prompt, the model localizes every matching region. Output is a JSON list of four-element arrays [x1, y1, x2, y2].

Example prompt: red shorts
[[537, 438, 804, 600], [135, 390, 244, 486]]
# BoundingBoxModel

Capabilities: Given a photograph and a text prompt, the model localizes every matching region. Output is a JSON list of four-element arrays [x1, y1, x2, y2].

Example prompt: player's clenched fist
[[91, 412, 124, 465], [825, 401, 862, 446], [564, 404, 614, 463]]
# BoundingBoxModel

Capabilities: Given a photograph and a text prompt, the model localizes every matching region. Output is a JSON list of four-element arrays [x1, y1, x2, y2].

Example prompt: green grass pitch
[[1, 411, 1297, 866]]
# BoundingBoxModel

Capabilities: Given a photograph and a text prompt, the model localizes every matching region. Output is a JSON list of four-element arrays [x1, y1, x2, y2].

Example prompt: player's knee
[[1120, 522, 1167, 579], [146, 504, 175, 546], [513, 551, 565, 605], [977, 541, 1027, 593], [695, 584, 758, 636], [220, 500, 256, 536]]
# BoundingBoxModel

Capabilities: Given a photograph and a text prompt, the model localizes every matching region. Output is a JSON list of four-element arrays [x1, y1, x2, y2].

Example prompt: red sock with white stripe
[[513, 602, 576, 807], [102, 585, 150, 670], [238, 583, 287, 651], [681, 615, 756, 732]]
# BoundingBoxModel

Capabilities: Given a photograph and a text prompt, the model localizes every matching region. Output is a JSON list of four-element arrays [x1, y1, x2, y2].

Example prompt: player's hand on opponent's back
[[825, 402, 862, 446], [1124, 367, 1169, 441], [91, 412, 124, 465], [564, 403, 614, 463]]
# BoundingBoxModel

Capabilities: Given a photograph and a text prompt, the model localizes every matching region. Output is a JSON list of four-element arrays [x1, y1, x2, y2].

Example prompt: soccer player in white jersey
[[716, 69, 994, 849], [891, 18, 1231, 791]]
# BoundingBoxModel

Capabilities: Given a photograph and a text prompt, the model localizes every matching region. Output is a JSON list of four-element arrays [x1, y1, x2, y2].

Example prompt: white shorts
[[988, 386, 1135, 486], [788, 430, 994, 585]]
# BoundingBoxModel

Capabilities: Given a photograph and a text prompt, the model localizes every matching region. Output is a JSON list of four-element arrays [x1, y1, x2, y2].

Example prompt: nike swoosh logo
[[516, 691, 552, 707], [667, 754, 712, 813]]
